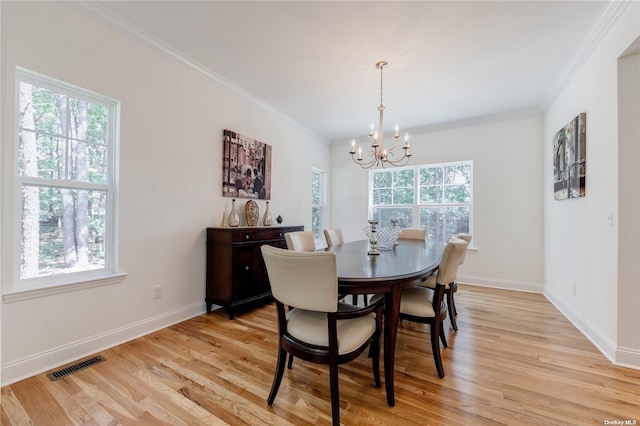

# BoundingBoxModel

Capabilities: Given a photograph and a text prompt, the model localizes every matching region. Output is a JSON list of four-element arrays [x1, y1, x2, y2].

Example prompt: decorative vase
[[228, 199, 240, 227], [366, 219, 380, 255], [263, 201, 273, 226], [276, 215, 283, 224], [220, 211, 228, 228], [245, 200, 259, 226]]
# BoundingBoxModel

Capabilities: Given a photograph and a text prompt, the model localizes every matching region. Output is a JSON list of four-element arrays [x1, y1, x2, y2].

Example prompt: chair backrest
[[323, 228, 344, 247], [398, 228, 426, 240], [435, 237, 469, 286], [261, 245, 338, 312], [455, 233, 472, 265], [284, 231, 316, 252]]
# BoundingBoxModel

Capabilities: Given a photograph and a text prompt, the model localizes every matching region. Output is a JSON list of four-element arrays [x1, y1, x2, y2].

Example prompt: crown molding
[[541, 0, 632, 110], [62, 1, 325, 142]]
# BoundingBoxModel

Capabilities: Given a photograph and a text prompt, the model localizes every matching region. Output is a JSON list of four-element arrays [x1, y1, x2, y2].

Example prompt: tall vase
[[263, 201, 273, 226], [228, 199, 240, 227]]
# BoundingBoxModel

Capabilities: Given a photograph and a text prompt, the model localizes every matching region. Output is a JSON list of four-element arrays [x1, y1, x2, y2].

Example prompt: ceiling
[[88, 1, 612, 143]]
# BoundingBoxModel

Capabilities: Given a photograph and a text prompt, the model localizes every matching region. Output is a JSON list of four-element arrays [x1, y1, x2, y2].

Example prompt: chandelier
[[349, 60, 411, 169]]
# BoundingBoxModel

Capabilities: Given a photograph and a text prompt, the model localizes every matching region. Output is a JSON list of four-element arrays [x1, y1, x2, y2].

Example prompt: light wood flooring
[[2, 285, 639, 425]]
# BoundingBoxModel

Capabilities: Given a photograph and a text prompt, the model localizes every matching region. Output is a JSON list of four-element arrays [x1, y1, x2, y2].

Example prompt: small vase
[[228, 199, 240, 227], [245, 200, 259, 226], [263, 201, 272, 226]]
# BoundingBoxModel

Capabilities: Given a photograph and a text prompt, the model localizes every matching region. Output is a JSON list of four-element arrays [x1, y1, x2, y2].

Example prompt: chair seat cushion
[[286, 303, 376, 354], [419, 274, 450, 289], [399, 287, 436, 318]]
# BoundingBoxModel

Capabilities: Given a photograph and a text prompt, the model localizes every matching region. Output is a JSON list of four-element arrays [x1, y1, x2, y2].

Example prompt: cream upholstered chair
[[323, 228, 344, 247], [398, 228, 427, 240], [261, 245, 383, 426], [371, 237, 468, 378], [284, 230, 316, 252], [422, 233, 472, 332]]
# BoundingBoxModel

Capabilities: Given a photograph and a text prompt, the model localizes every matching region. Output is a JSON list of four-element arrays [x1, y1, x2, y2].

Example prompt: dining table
[[329, 238, 443, 407]]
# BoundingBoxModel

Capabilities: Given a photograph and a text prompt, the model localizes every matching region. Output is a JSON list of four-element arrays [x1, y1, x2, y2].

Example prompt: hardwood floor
[[2, 285, 639, 425]]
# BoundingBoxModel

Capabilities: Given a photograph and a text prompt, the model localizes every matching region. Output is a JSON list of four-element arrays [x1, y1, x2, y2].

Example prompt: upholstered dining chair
[[422, 233, 472, 332], [260, 245, 383, 426], [398, 228, 427, 240], [323, 228, 344, 247], [371, 237, 468, 378], [284, 230, 316, 252]]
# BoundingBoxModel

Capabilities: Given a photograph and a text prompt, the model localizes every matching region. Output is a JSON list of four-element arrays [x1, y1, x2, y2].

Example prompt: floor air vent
[[47, 355, 106, 381]]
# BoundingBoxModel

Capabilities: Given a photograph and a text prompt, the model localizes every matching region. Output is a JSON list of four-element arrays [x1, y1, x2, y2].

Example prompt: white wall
[[330, 111, 545, 291], [544, 2, 640, 367], [0, 2, 329, 385]]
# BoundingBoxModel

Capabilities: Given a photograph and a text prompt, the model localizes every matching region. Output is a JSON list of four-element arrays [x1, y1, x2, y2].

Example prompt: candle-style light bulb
[[358, 146, 363, 160], [350, 139, 356, 153], [394, 124, 399, 137]]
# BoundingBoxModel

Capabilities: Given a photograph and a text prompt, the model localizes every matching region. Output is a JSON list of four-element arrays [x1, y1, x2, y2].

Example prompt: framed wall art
[[222, 129, 272, 199], [553, 113, 586, 200]]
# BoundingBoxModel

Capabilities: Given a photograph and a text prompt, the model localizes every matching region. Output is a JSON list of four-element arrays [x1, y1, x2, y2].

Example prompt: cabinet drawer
[[259, 229, 287, 241], [232, 231, 260, 242]]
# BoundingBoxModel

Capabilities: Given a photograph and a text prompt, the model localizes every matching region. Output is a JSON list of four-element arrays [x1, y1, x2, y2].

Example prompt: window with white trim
[[15, 68, 119, 289], [311, 168, 326, 244], [369, 161, 473, 244]]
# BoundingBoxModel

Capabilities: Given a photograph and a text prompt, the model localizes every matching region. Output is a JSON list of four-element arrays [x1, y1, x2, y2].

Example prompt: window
[[15, 69, 119, 289], [311, 168, 326, 243], [370, 161, 472, 244]]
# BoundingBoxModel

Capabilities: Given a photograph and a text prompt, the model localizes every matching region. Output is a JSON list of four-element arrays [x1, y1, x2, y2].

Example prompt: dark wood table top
[[330, 239, 443, 290]]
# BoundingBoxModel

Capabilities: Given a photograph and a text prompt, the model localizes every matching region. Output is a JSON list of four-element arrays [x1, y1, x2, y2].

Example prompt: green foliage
[[371, 163, 472, 244], [19, 81, 109, 277]]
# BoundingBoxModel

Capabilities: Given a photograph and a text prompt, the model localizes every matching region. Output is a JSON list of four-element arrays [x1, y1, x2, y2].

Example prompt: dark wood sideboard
[[205, 225, 304, 319]]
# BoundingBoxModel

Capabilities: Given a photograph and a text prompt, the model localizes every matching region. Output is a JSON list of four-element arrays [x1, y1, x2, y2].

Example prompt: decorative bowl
[[363, 225, 402, 250]]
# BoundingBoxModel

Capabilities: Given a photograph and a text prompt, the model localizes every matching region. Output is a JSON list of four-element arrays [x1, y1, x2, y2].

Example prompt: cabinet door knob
[[245, 234, 250, 240], [245, 266, 250, 271]]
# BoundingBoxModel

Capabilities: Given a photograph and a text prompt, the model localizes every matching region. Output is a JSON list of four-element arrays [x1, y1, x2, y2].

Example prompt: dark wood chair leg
[[287, 353, 294, 369], [329, 363, 340, 426], [431, 322, 445, 378], [447, 289, 459, 332], [268, 347, 287, 405], [440, 326, 448, 348]]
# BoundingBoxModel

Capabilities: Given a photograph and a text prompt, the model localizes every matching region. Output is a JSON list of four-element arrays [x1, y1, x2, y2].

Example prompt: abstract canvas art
[[553, 113, 586, 200], [222, 129, 272, 199]]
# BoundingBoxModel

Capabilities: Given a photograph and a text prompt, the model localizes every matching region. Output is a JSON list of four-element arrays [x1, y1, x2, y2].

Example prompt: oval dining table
[[328, 238, 443, 407]]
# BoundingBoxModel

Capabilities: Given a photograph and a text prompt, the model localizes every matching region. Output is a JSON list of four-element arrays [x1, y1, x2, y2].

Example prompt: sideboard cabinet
[[205, 226, 304, 319]]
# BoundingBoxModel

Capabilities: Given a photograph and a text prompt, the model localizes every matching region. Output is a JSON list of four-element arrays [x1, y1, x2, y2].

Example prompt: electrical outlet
[[153, 285, 163, 299], [571, 282, 577, 296]]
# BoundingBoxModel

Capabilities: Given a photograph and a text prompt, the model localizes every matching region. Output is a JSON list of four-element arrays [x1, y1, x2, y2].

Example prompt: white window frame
[[5, 68, 124, 301], [311, 167, 327, 246], [368, 161, 473, 243]]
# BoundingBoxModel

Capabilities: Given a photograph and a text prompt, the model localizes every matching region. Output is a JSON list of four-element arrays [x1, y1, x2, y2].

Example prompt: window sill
[[3, 272, 128, 303]]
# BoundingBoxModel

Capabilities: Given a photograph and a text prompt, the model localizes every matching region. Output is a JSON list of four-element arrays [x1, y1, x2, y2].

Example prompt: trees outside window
[[370, 161, 472, 244], [16, 69, 118, 285]]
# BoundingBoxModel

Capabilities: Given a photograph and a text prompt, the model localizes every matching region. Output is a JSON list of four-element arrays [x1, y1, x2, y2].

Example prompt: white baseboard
[[457, 274, 544, 293], [545, 289, 640, 370], [1, 302, 206, 386], [544, 289, 618, 363], [616, 346, 640, 369]]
